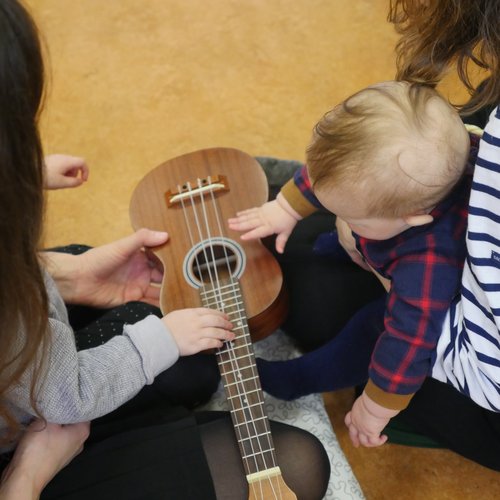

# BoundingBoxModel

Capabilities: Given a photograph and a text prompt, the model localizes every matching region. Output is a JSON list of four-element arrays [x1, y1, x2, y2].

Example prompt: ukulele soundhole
[[183, 236, 246, 288]]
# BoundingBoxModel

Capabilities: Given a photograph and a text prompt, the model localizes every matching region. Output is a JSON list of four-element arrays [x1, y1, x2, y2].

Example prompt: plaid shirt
[[291, 134, 479, 398], [355, 174, 471, 396]]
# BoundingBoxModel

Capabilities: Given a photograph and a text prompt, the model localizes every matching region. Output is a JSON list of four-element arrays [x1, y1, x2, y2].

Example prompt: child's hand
[[344, 390, 399, 448], [335, 217, 371, 270], [228, 194, 301, 253], [44, 154, 89, 190], [162, 308, 235, 355]]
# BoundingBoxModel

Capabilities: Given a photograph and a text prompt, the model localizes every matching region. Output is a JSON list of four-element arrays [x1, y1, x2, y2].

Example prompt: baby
[[229, 81, 478, 446]]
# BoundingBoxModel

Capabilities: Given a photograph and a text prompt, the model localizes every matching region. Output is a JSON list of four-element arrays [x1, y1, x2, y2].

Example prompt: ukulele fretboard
[[200, 277, 278, 476]]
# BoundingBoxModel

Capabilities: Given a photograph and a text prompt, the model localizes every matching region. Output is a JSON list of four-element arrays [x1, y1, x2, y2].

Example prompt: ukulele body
[[129, 147, 287, 340], [131, 148, 296, 498]]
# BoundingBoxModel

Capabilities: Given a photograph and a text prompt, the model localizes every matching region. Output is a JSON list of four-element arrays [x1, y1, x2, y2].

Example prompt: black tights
[[198, 412, 330, 500], [37, 406, 329, 499]]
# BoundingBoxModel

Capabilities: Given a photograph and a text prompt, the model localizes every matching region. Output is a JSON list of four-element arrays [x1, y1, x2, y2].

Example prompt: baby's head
[[306, 81, 470, 239]]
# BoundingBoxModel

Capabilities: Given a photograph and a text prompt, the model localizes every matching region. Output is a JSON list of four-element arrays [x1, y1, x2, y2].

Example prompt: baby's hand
[[228, 194, 301, 253], [162, 308, 235, 355], [335, 217, 370, 270], [44, 154, 89, 190], [344, 391, 399, 448]]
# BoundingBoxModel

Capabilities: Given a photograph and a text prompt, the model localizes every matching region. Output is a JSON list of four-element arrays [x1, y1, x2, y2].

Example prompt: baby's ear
[[404, 213, 434, 227]]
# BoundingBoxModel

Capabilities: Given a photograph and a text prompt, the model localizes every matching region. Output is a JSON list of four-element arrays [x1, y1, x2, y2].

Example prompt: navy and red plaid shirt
[[291, 134, 479, 396]]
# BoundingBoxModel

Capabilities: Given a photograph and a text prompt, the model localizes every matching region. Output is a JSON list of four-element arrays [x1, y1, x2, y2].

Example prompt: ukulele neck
[[200, 276, 278, 477]]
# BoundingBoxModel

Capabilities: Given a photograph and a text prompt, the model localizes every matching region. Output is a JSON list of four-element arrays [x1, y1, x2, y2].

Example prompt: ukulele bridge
[[165, 175, 229, 207]]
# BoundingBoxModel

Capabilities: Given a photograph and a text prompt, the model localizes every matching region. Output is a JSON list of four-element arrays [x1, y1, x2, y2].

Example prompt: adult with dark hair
[[0, 1, 330, 498]]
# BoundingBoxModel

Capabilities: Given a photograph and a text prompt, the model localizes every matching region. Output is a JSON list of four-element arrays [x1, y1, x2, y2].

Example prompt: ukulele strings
[[178, 183, 206, 287], [187, 179, 263, 473], [179, 177, 281, 499], [195, 178, 270, 474], [204, 180, 283, 499], [198, 176, 282, 498]]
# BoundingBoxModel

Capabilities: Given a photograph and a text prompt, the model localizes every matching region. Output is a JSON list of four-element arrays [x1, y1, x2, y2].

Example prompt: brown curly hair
[[389, 0, 500, 114], [306, 82, 469, 217]]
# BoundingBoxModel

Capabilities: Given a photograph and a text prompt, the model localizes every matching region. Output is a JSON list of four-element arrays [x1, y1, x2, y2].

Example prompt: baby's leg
[[257, 296, 385, 400]]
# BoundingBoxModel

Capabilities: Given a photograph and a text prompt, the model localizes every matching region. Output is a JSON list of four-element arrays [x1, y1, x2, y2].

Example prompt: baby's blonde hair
[[306, 81, 470, 217]]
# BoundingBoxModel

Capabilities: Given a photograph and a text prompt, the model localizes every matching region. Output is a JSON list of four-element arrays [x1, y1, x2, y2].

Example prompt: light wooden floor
[[27, 0, 498, 498], [324, 389, 500, 499]]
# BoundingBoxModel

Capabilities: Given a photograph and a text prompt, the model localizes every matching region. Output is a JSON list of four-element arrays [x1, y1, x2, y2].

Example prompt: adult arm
[[40, 229, 168, 308], [0, 421, 89, 500]]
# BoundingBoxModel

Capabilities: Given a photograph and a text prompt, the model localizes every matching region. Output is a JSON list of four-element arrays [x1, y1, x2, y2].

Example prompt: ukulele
[[129, 148, 296, 499]]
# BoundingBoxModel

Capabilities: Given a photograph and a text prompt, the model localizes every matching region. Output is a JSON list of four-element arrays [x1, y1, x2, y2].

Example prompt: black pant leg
[[41, 407, 216, 500], [395, 378, 500, 470]]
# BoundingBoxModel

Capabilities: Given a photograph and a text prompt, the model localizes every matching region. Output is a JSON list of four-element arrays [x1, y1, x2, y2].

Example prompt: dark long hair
[[0, 0, 49, 442], [389, 0, 500, 114]]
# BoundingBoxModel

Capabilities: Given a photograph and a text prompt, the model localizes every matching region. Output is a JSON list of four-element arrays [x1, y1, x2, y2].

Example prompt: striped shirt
[[433, 106, 500, 411]]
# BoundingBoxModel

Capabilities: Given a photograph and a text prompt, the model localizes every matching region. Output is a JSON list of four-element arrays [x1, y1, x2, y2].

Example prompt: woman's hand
[[0, 420, 90, 500], [43, 229, 169, 308]]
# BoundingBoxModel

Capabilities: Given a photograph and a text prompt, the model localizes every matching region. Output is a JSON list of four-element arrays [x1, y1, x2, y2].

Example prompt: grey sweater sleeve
[[8, 277, 180, 424]]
